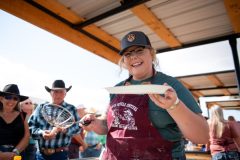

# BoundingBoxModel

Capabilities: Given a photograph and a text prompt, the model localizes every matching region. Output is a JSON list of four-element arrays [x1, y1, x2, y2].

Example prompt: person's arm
[[61, 123, 80, 136], [168, 102, 209, 144], [229, 121, 240, 151], [149, 84, 209, 144], [233, 137, 240, 151], [14, 114, 30, 153], [0, 151, 16, 160], [205, 121, 211, 152], [80, 114, 108, 135], [28, 105, 44, 139], [205, 141, 210, 152], [72, 134, 88, 150]]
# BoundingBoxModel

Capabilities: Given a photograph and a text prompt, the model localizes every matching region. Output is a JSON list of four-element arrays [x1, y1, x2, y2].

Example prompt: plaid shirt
[[84, 131, 100, 146], [28, 101, 81, 148]]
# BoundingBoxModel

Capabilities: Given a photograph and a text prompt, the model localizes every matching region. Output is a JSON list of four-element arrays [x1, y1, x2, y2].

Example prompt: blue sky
[[0, 10, 239, 119]]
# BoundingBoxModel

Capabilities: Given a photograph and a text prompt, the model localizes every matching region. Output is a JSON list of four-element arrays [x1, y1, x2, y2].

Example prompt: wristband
[[166, 97, 180, 111], [12, 148, 20, 155]]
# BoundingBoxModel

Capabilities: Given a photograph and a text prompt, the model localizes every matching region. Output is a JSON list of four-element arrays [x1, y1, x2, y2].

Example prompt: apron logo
[[112, 107, 137, 130]]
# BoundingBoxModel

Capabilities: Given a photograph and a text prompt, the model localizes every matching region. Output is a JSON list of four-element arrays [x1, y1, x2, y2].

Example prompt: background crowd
[[0, 81, 105, 160]]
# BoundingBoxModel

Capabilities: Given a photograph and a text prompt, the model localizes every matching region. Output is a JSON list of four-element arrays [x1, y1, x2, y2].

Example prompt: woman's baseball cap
[[119, 31, 152, 55]]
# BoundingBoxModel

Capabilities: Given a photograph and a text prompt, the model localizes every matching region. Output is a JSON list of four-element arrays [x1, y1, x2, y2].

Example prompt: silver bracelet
[[12, 148, 20, 155], [166, 97, 180, 111]]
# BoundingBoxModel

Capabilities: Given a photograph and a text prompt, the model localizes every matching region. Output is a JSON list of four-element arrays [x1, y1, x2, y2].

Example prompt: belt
[[40, 146, 68, 156], [88, 143, 98, 148]]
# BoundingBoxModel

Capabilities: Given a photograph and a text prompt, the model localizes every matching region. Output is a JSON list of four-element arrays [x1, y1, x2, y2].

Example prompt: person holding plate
[[80, 31, 209, 160]]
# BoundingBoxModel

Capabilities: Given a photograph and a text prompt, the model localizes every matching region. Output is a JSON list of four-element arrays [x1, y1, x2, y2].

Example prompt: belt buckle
[[43, 148, 55, 155]]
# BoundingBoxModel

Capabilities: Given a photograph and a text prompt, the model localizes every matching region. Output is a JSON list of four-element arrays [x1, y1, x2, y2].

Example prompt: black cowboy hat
[[45, 80, 72, 92], [0, 84, 29, 102]]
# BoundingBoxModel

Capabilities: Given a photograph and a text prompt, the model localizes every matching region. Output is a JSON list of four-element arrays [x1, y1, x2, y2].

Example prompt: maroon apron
[[102, 92, 173, 160]]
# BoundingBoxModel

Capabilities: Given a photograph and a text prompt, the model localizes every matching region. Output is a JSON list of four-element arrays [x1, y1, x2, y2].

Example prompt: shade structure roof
[[0, 0, 239, 109]]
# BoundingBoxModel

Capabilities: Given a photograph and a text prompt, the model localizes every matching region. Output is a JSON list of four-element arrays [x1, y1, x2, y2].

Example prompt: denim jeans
[[21, 144, 37, 160], [212, 151, 240, 160], [172, 155, 186, 160], [80, 147, 102, 158]]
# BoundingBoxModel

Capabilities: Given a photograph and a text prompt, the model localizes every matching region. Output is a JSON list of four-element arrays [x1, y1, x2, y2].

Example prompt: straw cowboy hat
[[45, 80, 72, 92], [0, 84, 29, 102]]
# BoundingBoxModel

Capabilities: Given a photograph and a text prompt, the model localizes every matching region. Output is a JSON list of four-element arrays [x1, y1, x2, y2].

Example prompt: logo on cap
[[127, 33, 135, 42]]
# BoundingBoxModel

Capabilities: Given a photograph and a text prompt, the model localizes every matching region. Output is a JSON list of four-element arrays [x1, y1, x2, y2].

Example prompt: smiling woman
[[80, 31, 209, 160], [0, 84, 30, 160]]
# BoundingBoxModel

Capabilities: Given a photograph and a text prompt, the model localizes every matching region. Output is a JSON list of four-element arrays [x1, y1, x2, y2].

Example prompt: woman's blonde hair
[[209, 105, 225, 138], [118, 47, 159, 73]]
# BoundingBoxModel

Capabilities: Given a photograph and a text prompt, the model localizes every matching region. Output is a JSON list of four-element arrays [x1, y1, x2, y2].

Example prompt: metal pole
[[229, 37, 240, 95]]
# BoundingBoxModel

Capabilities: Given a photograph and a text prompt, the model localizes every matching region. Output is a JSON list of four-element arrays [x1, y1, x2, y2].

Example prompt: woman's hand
[[148, 83, 179, 110], [79, 113, 96, 130], [149, 83, 209, 144], [79, 113, 108, 134], [0, 151, 16, 160]]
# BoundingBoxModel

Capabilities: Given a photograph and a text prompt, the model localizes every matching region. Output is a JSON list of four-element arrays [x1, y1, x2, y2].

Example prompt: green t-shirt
[[98, 135, 106, 145], [110, 72, 202, 158]]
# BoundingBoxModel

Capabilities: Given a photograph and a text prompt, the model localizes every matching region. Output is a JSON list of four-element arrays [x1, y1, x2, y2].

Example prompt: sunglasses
[[24, 102, 33, 105], [4, 95, 20, 101]]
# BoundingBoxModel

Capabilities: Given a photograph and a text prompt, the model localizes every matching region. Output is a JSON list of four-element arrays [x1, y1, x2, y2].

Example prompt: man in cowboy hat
[[28, 80, 81, 160]]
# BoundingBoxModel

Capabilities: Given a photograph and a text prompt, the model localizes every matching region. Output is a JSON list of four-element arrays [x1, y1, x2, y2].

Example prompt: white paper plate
[[105, 84, 171, 94]]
